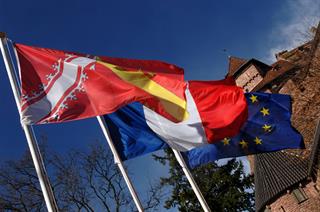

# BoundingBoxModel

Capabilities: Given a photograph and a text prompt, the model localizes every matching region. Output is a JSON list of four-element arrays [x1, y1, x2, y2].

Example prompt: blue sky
[[0, 0, 319, 210]]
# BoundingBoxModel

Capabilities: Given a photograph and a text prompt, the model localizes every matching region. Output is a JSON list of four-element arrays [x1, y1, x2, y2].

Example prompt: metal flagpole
[[172, 149, 212, 212], [0, 32, 59, 212], [96, 115, 144, 212]]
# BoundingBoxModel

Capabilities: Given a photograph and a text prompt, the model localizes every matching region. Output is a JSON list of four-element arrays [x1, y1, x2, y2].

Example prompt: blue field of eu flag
[[104, 92, 304, 169]]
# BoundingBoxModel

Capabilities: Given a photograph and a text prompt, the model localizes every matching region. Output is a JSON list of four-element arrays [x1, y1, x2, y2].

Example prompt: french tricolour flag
[[104, 79, 248, 166]]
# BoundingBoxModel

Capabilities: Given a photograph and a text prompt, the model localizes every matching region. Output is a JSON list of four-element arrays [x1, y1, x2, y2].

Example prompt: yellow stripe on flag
[[97, 61, 188, 121]]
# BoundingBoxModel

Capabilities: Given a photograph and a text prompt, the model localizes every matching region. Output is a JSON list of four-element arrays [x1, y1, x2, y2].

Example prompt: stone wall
[[269, 182, 320, 212], [278, 39, 320, 159], [260, 30, 320, 211]]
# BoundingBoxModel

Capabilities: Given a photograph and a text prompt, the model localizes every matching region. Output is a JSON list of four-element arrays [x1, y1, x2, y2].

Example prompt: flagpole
[[96, 116, 144, 212], [0, 32, 59, 212], [172, 149, 212, 212]]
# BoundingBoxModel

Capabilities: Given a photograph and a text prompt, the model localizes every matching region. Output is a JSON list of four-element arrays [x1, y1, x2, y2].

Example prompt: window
[[292, 188, 308, 204]]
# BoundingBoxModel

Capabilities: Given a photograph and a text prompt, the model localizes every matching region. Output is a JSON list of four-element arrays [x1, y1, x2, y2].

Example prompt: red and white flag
[[15, 43, 188, 124]]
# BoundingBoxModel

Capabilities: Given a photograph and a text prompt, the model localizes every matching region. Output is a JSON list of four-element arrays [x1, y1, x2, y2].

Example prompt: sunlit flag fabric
[[15, 43, 188, 124], [184, 92, 304, 168], [105, 90, 303, 166], [105, 79, 248, 159]]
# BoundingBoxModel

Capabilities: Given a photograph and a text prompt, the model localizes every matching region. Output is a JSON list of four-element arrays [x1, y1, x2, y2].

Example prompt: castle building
[[227, 23, 320, 211]]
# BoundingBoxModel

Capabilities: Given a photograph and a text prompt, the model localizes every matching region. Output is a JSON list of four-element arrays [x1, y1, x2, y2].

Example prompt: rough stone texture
[[269, 183, 320, 212], [276, 42, 312, 64], [276, 36, 320, 162], [316, 169, 320, 191]]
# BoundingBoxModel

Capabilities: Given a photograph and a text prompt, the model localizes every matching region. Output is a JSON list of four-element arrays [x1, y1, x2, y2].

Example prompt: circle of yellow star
[[254, 137, 262, 145], [260, 107, 270, 116], [222, 138, 230, 145], [249, 94, 258, 103], [262, 124, 272, 132], [239, 140, 248, 148]]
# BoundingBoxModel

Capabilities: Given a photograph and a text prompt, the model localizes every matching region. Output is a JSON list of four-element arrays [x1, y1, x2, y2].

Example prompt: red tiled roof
[[228, 57, 271, 79], [227, 56, 248, 77]]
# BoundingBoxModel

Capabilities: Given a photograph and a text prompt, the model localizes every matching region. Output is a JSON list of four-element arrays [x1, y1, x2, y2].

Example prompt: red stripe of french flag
[[188, 79, 248, 143]]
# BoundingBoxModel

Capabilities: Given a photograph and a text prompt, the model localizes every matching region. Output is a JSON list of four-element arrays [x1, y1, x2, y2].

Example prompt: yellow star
[[260, 107, 270, 116], [262, 124, 272, 132], [249, 94, 258, 103], [254, 137, 262, 145], [222, 138, 230, 145], [239, 140, 248, 148]]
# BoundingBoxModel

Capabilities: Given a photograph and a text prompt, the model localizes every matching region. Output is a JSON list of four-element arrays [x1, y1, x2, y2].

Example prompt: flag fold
[[15, 43, 187, 124], [184, 92, 304, 168], [105, 79, 248, 159], [105, 89, 303, 167]]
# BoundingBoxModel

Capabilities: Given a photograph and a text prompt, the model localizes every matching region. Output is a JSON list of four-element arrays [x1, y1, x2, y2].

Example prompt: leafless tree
[[0, 151, 45, 211], [0, 140, 163, 211]]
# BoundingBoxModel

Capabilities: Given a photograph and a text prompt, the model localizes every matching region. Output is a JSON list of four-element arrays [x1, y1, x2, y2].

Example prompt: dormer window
[[292, 187, 308, 204]]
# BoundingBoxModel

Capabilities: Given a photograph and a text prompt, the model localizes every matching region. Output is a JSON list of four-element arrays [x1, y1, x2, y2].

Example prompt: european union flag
[[184, 92, 304, 168]]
